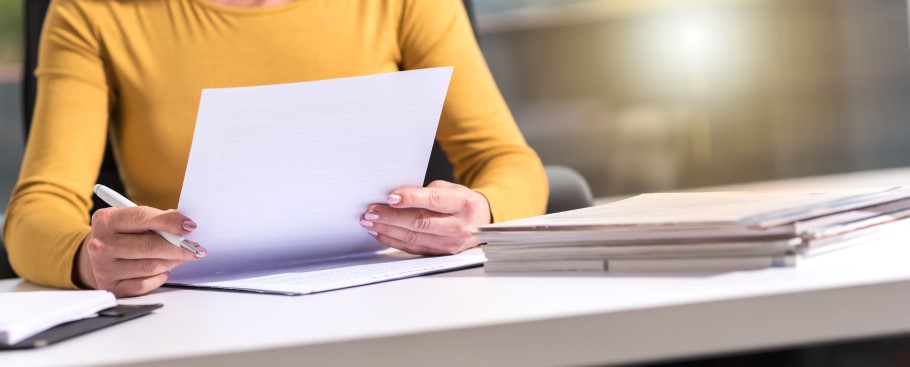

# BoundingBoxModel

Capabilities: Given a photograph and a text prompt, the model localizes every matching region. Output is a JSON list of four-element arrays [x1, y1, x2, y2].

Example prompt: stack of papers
[[165, 67, 486, 296], [476, 187, 910, 272], [0, 291, 116, 345]]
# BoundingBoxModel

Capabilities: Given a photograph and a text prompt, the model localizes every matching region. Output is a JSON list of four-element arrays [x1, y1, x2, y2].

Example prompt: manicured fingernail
[[193, 243, 207, 258], [183, 220, 197, 231], [387, 194, 401, 205], [368, 230, 378, 236], [365, 210, 380, 221], [360, 219, 373, 227]]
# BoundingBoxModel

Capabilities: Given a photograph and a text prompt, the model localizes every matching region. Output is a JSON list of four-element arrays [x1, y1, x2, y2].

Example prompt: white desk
[[4, 168, 910, 367]]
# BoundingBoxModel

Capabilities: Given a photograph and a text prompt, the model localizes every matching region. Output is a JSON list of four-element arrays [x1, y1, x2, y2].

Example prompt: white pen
[[93, 184, 202, 256]]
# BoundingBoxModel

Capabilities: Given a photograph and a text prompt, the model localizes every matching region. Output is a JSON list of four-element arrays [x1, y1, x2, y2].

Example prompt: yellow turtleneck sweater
[[4, 0, 547, 288]]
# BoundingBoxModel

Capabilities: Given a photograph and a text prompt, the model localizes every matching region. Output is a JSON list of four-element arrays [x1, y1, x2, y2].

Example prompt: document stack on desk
[[477, 187, 910, 272]]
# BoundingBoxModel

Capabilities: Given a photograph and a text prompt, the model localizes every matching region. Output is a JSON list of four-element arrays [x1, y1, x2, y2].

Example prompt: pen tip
[[181, 240, 204, 257]]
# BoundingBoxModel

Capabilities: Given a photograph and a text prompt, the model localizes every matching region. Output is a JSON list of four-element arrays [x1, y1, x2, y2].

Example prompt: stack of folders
[[476, 187, 910, 272]]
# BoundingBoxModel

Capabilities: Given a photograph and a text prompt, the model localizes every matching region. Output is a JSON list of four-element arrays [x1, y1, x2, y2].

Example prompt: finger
[[366, 221, 464, 249], [99, 233, 202, 261], [110, 272, 170, 298], [427, 180, 460, 189], [363, 206, 470, 236], [372, 232, 455, 256], [94, 207, 196, 236], [108, 259, 185, 279], [387, 187, 471, 214]]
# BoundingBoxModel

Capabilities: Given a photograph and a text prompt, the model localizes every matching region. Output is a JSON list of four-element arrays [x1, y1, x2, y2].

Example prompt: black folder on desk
[[0, 304, 162, 350]]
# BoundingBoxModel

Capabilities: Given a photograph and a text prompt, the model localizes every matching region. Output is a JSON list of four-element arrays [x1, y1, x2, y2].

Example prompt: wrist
[[72, 233, 96, 289], [471, 191, 493, 225]]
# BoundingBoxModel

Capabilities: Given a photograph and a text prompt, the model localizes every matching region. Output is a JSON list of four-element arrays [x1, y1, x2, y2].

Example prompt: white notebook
[[0, 291, 116, 345]]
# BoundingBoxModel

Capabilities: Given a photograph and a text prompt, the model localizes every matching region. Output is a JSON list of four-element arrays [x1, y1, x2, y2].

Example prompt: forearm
[[4, 189, 92, 288], [7, 0, 112, 288]]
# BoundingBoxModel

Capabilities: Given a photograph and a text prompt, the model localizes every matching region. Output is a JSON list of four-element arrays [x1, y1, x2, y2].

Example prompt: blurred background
[[1, 0, 910, 207], [0, 1, 22, 210], [474, 0, 910, 198]]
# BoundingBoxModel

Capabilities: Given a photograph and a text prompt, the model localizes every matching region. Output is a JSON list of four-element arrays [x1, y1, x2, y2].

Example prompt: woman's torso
[[89, 0, 404, 207]]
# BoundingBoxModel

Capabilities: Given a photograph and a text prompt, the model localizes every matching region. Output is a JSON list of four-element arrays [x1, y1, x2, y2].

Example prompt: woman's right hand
[[75, 206, 206, 297]]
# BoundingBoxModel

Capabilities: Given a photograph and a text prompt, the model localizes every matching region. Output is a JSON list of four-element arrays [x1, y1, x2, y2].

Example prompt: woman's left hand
[[360, 180, 491, 255]]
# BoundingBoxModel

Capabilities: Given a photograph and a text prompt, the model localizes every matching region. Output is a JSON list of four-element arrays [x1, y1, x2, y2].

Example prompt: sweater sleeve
[[398, 0, 548, 222], [3, 0, 110, 288]]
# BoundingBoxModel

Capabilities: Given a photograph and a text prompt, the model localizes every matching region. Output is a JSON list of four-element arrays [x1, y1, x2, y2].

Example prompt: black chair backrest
[[23, 0, 48, 133], [22, 0, 483, 208]]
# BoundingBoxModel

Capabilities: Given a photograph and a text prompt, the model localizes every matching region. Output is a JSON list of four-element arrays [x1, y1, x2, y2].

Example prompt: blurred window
[[0, 0, 24, 211], [475, 0, 910, 197]]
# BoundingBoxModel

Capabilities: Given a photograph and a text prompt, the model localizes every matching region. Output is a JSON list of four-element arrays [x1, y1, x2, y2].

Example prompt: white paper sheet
[[180, 249, 487, 296], [169, 68, 457, 285]]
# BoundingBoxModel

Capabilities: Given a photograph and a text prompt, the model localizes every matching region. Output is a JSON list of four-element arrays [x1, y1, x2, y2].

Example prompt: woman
[[4, 0, 547, 297]]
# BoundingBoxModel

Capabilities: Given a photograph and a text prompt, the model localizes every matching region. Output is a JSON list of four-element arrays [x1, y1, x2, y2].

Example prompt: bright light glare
[[679, 22, 710, 59], [635, 9, 741, 94], [673, 16, 719, 68]]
